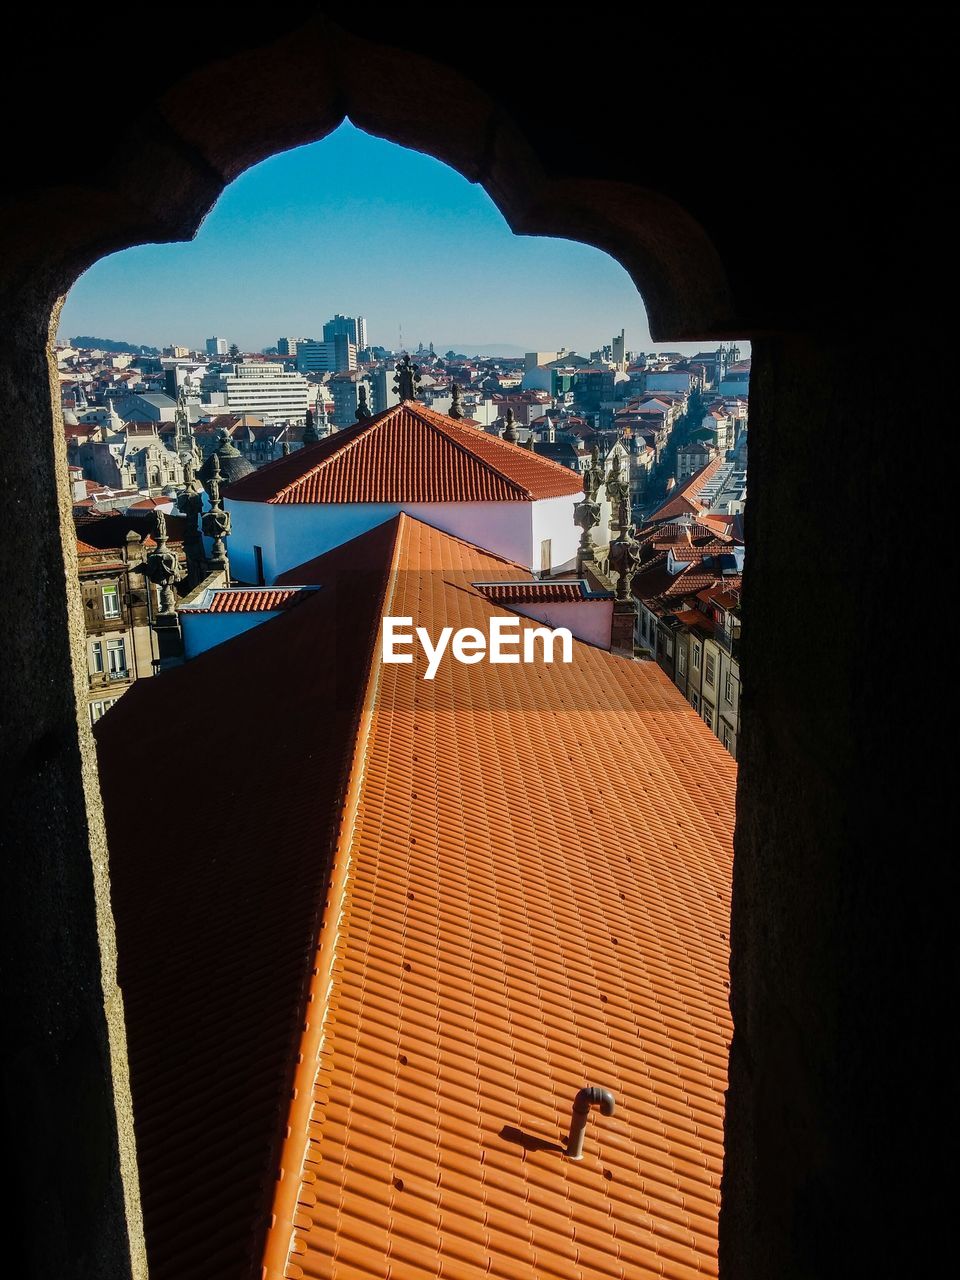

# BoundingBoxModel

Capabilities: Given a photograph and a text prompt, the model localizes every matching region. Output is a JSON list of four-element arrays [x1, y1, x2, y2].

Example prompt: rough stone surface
[[0, 291, 147, 1279], [0, 13, 948, 1278]]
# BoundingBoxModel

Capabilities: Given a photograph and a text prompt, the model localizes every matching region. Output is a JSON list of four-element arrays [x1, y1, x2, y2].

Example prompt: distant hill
[[70, 336, 160, 355]]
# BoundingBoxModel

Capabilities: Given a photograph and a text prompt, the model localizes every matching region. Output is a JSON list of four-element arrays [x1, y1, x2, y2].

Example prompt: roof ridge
[[261, 514, 406, 1276]]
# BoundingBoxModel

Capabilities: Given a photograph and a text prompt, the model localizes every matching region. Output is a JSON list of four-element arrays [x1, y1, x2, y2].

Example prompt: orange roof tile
[[225, 400, 584, 505], [184, 587, 311, 614], [96, 514, 736, 1280], [476, 580, 612, 604], [127, 496, 174, 510], [647, 457, 726, 521]]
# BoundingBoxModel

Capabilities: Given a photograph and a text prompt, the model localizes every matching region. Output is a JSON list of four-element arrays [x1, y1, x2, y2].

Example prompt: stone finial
[[502, 407, 519, 443], [302, 407, 320, 444], [573, 486, 601, 571], [144, 509, 181, 615], [201, 453, 231, 575], [449, 381, 464, 420], [356, 384, 371, 422], [608, 497, 640, 602], [393, 353, 421, 401], [176, 456, 207, 589]]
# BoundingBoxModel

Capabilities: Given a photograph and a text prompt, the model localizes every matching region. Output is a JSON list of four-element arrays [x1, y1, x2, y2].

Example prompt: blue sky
[[60, 122, 724, 357]]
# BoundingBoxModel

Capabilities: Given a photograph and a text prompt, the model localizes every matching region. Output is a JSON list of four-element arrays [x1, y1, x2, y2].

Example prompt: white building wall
[[226, 494, 583, 582], [402, 501, 533, 569], [504, 599, 613, 649], [181, 609, 284, 659], [531, 494, 582, 573], [225, 499, 279, 584]]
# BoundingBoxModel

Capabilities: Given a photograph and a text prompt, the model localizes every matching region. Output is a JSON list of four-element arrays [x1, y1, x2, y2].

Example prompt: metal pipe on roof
[[564, 1086, 616, 1160]]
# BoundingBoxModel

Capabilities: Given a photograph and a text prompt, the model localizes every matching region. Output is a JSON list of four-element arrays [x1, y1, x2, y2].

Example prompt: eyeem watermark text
[[382, 616, 574, 680]]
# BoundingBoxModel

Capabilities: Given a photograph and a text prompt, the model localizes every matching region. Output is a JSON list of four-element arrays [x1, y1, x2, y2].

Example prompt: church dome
[[199, 431, 255, 490]]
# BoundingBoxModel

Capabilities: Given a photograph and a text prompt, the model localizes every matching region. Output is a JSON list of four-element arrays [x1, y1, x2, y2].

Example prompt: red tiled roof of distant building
[[697, 513, 737, 537], [647, 456, 726, 520], [225, 400, 584, 504], [127, 497, 174, 510], [96, 514, 736, 1280], [675, 607, 714, 632], [697, 586, 741, 611], [663, 570, 741, 597]]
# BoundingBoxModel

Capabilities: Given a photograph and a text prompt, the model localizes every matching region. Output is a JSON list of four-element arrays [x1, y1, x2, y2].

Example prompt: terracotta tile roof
[[696, 586, 740, 611], [475, 580, 613, 604], [127, 496, 174, 510], [647, 458, 727, 521], [225, 400, 584, 504], [95, 525, 402, 1280], [674, 608, 714, 633], [183, 587, 312, 614], [96, 515, 736, 1280]]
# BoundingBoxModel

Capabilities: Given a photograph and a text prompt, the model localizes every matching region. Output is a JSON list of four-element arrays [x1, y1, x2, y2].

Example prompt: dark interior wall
[[0, 13, 947, 1277], [728, 332, 948, 1276]]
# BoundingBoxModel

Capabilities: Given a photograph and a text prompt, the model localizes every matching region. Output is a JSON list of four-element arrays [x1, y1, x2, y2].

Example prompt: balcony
[[714, 623, 741, 658]]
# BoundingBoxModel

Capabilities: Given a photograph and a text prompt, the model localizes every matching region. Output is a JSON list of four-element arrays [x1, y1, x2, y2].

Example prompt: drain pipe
[[565, 1086, 616, 1159]]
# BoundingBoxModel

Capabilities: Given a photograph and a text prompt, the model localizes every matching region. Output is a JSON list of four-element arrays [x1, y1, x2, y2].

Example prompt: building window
[[107, 638, 127, 679], [91, 641, 103, 674], [722, 723, 733, 752], [703, 703, 714, 731], [705, 651, 716, 686], [540, 539, 552, 574], [90, 697, 118, 725], [678, 646, 686, 675], [691, 692, 700, 712], [254, 545, 265, 587], [692, 642, 701, 670], [101, 584, 121, 618], [725, 672, 734, 704]]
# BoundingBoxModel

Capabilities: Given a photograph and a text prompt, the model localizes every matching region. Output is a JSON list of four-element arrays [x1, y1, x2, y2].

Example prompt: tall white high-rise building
[[207, 361, 310, 423]]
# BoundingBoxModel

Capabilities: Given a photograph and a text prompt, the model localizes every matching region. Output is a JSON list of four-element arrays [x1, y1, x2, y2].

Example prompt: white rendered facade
[[213, 362, 310, 423], [226, 492, 583, 586]]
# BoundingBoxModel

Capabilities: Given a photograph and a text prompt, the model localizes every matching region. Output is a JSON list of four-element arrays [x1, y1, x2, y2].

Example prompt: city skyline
[[59, 121, 742, 358]]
